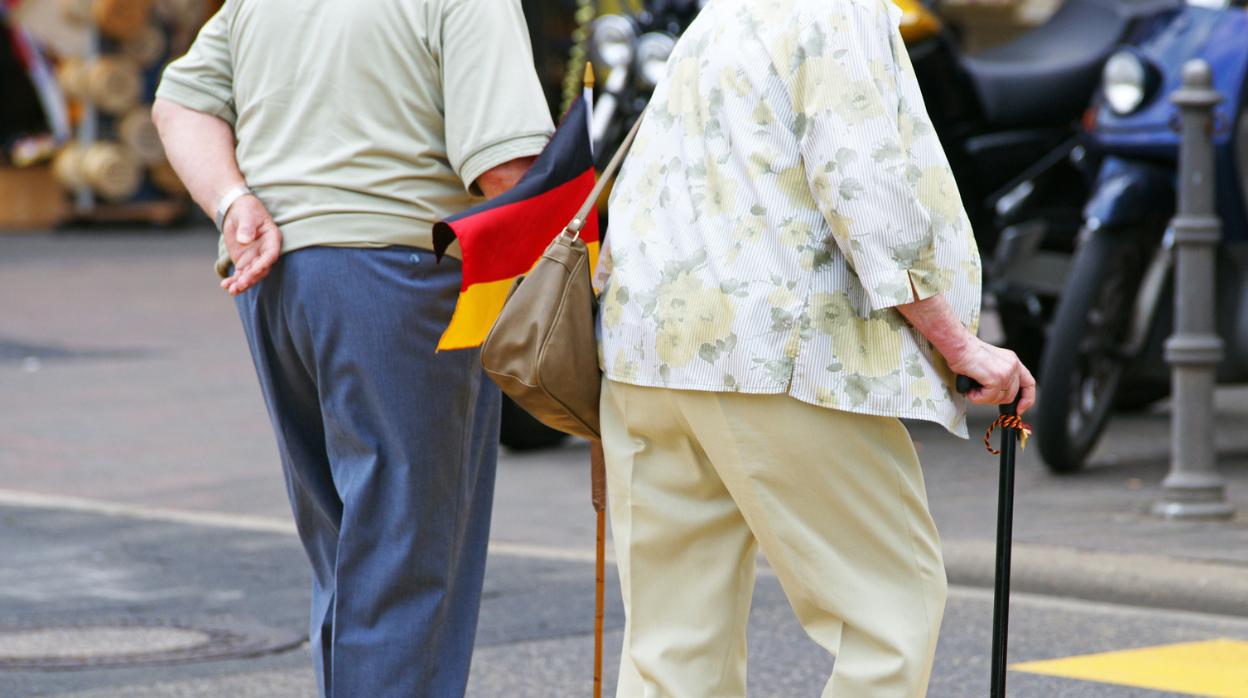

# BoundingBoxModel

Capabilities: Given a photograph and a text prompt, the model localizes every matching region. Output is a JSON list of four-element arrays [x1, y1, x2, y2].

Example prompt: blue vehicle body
[[1085, 4, 1248, 237]]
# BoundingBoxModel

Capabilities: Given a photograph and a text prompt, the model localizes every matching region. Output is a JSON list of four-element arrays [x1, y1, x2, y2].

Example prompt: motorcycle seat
[[960, 0, 1129, 127]]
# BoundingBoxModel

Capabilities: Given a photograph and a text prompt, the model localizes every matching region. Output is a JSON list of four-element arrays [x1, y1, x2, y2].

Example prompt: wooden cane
[[590, 440, 607, 698], [956, 375, 1028, 698]]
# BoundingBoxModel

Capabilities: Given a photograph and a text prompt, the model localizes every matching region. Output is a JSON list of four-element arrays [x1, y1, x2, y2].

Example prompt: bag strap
[[566, 112, 645, 239]]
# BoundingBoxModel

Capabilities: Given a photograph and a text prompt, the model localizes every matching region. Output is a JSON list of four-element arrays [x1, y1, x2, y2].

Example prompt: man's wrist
[[214, 185, 253, 231]]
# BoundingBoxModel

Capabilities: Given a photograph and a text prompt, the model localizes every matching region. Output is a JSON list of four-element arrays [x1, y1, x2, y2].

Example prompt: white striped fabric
[[596, 0, 982, 436]]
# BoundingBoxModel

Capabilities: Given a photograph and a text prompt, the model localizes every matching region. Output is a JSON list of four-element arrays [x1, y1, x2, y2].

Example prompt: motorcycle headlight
[[590, 15, 637, 71], [1102, 51, 1150, 115], [635, 33, 676, 90]]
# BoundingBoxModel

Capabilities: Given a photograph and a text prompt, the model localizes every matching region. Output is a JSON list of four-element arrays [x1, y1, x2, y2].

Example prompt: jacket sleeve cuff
[[851, 238, 948, 311], [155, 79, 237, 125]]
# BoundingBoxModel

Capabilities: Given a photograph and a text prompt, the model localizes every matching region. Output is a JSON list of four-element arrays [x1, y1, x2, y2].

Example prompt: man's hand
[[220, 195, 282, 296], [153, 99, 280, 295], [945, 336, 1036, 414]]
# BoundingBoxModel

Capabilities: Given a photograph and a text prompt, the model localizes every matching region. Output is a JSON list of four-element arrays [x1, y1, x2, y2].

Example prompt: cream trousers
[[601, 379, 948, 698]]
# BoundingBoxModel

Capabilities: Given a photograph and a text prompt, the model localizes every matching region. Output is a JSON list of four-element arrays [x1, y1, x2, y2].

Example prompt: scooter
[[1035, 0, 1248, 473], [585, 0, 1173, 370]]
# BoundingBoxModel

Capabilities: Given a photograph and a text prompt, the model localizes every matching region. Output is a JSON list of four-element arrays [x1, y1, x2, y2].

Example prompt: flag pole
[[584, 62, 606, 698], [584, 62, 596, 158]]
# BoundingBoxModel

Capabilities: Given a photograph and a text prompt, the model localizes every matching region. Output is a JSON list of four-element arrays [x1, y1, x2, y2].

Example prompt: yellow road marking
[[1014, 639, 1248, 697]]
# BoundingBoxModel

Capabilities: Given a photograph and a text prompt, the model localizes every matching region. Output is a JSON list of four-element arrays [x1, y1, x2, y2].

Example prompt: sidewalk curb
[[942, 538, 1248, 618]]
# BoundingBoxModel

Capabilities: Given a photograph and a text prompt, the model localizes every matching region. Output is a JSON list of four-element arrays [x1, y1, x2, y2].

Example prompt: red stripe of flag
[[453, 168, 599, 288]]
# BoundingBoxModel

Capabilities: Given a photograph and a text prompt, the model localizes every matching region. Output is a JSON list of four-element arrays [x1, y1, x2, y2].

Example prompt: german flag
[[432, 94, 600, 351]]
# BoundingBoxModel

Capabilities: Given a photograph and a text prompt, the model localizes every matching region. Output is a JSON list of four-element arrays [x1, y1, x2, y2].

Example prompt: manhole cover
[[0, 619, 305, 670]]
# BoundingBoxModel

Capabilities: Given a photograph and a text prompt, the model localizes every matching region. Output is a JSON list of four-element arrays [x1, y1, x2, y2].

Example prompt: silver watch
[[215, 185, 253, 231]]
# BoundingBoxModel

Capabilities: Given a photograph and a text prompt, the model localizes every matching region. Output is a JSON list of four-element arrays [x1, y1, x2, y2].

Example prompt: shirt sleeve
[[789, 3, 944, 312], [155, 4, 236, 125], [439, 0, 554, 195]]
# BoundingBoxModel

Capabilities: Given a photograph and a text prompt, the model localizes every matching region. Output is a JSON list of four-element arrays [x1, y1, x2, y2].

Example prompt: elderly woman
[[595, 0, 1035, 695]]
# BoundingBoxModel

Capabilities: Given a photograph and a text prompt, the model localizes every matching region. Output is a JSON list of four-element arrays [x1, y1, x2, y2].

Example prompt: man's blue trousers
[[235, 245, 500, 697]]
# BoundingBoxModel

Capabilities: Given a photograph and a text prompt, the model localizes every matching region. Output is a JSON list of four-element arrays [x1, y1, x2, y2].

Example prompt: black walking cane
[[956, 375, 1030, 698]]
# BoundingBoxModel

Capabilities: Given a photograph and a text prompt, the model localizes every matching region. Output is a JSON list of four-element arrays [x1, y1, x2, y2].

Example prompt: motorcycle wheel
[[499, 396, 570, 451], [1036, 231, 1147, 473]]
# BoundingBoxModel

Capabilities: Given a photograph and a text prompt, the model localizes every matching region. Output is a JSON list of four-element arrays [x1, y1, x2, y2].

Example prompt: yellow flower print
[[666, 56, 704, 122], [751, 96, 776, 126], [768, 284, 797, 309], [811, 292, 903, 378], [835, 81, 887, 126], [778, 218, 811, 249], [868, 58, 896, 95], [792, 55, 850, 117], [835, 317, 903, 378], [655, 273, 736, 368], [776, 162, 815, 207], [602, 284, 627, 329], [611, 353, 640, 383], [633, 161, 664, 204], [910, 378, 932, 400], [719, 66, 751, 98], [898, 110, 919, 150], [703, 157, 739, 216], [766, 26, 800, 77], [815, 388, 840, 408], [917, 166, 964, 223], [632, 206, 658, 239]]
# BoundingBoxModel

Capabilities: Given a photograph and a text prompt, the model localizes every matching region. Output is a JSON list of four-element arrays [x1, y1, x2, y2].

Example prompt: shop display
[[2, 0, 216, 227]]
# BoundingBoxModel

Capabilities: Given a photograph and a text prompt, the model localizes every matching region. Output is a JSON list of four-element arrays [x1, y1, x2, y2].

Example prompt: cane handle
[[954, 375, 1020, 417]]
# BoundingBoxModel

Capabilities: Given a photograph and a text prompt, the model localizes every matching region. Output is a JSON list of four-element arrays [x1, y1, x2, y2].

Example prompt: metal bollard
[[1154, 60, 1235, 520]]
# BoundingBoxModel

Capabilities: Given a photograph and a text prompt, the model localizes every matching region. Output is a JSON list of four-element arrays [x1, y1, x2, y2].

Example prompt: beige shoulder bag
[[480, 115, 642, 444]]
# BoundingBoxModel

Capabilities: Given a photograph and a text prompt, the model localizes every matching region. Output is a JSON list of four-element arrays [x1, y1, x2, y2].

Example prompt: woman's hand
[[945, 336, 1036, 414]]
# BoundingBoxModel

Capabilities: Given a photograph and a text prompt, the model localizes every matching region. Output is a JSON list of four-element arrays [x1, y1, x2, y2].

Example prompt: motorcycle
[[1035, 0, 1248, 472], [586, 0, 1173, 370], [586, 0, 702, 161]]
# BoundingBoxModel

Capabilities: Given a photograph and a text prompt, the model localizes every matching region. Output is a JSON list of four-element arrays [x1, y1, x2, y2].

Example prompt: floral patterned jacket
[[596, 0, 982, 436]]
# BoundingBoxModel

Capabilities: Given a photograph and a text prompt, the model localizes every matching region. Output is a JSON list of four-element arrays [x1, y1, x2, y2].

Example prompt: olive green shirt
[[156, 0, 554, 276]]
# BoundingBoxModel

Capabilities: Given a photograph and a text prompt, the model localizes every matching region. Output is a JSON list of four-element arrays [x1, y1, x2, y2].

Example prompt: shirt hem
[[601, 370, 970, 439], [213, 212, 454, 278]]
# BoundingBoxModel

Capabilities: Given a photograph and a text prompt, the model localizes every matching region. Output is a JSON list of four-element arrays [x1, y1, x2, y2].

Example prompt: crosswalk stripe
[[1014, 639, 1248, 697]]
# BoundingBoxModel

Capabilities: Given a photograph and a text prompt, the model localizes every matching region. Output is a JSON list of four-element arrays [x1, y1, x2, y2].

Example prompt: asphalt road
[[3, 229, 1247, 697], [2, 500, 1246, 697]]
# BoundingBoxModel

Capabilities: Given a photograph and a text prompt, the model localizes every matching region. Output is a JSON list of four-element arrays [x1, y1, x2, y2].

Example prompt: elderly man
[[152, 1, 552, 695], [596, 0, 1035, 695]]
